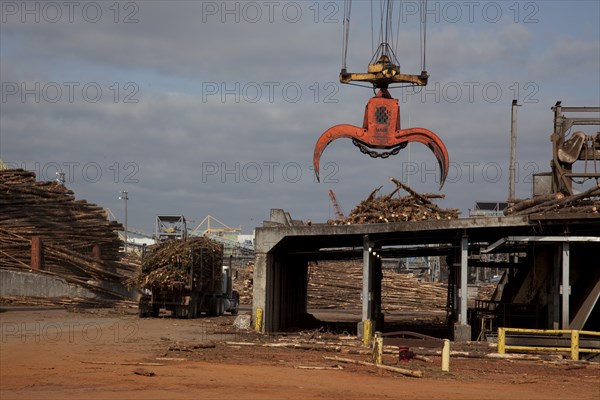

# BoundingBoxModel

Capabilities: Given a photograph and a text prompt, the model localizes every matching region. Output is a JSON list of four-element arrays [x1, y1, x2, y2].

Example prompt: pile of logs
[[0, 169, 125, 283], [235, 259, 497, 311], [134, 237, 223, 292], [233, 261, 254, 305], [329, 177, 459, 225], [504, 184, 600, 216], [307, 261, 447, 313]]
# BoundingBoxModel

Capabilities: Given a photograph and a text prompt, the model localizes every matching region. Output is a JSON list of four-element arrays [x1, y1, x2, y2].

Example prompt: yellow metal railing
[[372, 332, 450, 372], [498, 328, 600, 360]]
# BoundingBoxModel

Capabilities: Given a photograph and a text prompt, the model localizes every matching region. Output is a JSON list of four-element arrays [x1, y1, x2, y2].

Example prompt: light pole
[[119, 190, 129, 252], [509, 99, 521, 201]]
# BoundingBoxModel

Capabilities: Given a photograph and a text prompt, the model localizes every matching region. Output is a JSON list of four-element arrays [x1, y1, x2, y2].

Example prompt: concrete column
[[252, 252, 268, 332], [373, 254, 383, 331], [561, 242, 570, 329], [359, 235, 375, 338], [30, 236, 43, 270], [454, 236, 471, 341], [362, 235, 374, 322], [459, 236, 468, 325]]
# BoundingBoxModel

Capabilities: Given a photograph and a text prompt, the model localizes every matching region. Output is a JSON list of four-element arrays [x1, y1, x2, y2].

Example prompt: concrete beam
[[255, 215, 532, 254]]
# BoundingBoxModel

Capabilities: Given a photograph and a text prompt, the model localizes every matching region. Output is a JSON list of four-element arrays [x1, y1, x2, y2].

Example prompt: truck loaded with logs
[[135, 236, 239, 318]]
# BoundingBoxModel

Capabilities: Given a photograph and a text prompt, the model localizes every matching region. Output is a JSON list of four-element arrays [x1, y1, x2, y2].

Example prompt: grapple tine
[[313, 124, 366, 182], [394, 128, 450, 189]]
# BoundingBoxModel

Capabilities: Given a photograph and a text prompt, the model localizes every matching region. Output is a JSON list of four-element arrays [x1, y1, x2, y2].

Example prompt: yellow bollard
[[255, 308, 263, 332], [363, 319, 372, 346], [441, 339, 450, 372], [497, 327, 506, 354], [571, 330, 579, 361], [372, 332, 383, 365]]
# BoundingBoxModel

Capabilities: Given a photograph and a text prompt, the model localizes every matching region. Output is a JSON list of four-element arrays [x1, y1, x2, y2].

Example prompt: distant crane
[[328, 190, 346, 220]]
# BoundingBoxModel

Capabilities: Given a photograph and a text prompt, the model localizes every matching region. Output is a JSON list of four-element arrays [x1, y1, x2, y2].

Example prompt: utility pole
[[509, 100, 521, 201], [119, 190, 129, 252]]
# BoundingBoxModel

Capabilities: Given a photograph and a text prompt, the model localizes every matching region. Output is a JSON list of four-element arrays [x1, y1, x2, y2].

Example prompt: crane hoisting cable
[[314, 0, 449, 189]]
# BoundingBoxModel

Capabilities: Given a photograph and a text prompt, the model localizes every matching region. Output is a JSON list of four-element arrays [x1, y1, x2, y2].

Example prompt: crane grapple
[[313, 88, 449, 189]]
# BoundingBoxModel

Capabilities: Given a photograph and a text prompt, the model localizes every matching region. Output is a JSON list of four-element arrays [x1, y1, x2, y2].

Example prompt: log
[[504, 193, 564, 215], [295, 365, 344, 370], [514, 184, 600, 216], [323, 356, 423, 378], [81, 361, 165, 366], [389, 177, 433, 206]]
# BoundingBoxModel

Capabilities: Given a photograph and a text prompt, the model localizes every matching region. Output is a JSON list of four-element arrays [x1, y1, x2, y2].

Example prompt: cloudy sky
[[1, 0, 599, 234]]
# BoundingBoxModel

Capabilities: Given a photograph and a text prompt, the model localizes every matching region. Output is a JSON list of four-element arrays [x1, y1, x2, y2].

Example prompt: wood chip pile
[[504, 184, 600, 216], [0, 169, 124, 282], [329, 177, 459, 225], [307, 261, 448, 312], [134, 237, 223, 292]]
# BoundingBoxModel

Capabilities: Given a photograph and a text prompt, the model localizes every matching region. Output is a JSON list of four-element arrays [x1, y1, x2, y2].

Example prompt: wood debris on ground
[[0, 295, 136, 309], [328, 177, 459, 225], [503, 184, 600, 216]]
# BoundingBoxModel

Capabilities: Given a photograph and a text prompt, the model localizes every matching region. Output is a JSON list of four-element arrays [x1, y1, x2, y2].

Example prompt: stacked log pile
[[0, 169, 125, 283], [329, 177, 459, 225], [119, 252, 142, 275], [307, 261, 447, 312], [147, 258, 495, 312], [134, 237, 222, 292], [504, 184, 600, 216], [233, 261, 254, 305], [476, 283, 498, 302]]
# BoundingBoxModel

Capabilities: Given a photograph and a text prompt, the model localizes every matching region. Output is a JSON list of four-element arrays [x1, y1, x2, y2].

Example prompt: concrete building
[[253, 209, 600, 341]]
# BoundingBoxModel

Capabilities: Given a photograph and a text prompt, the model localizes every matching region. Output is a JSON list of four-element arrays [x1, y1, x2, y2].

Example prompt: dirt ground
[[1, 306, 598, 400]]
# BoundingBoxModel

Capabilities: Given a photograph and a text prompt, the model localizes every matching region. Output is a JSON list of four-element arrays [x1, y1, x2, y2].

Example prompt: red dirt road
[[1, 308, 598, 400]]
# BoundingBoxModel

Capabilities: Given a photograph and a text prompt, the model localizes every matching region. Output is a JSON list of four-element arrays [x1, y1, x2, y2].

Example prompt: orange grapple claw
[[313, 89, 449, 189]]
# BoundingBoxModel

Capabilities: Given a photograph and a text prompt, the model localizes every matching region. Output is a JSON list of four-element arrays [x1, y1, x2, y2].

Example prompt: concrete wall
[[253, 251, 308, 332], [0, 270, 96, 299], [88, 280, 142, 300]]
